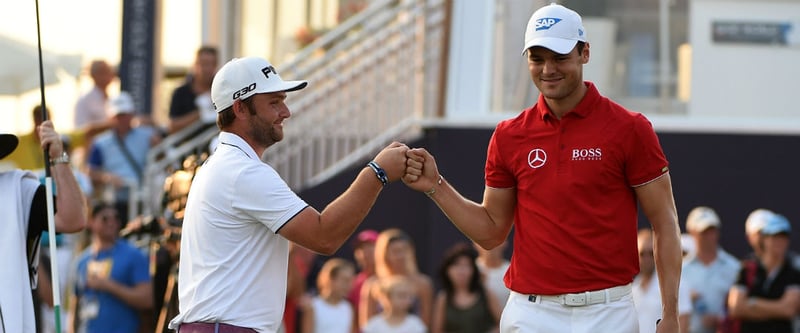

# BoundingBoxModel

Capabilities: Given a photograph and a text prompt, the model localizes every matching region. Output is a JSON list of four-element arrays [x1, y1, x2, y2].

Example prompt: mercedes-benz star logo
[[528, 148, 547, 169]]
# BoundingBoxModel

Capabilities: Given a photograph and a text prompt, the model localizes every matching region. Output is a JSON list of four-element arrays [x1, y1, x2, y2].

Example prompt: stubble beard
[[249, 119, 283, 148]]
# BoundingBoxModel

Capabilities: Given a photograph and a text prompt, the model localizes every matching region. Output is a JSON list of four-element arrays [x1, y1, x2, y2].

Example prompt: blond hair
[[374, 228, 419, 279], [316, 258, 355, 295], [377, 275, 416, 300]]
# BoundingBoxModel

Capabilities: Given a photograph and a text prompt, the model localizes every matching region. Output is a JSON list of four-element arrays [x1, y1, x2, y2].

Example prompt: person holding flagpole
[[0, 120, 87, 333]]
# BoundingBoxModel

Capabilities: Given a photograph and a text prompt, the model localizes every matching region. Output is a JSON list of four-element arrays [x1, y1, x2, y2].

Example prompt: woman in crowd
[[432, 242, 502, 333]]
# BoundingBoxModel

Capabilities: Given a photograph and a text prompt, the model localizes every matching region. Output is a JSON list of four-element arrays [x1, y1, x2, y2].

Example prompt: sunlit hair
[[378, 275, 416, 299], [316, 258, 355, 295], [374, 228, 419, 279]]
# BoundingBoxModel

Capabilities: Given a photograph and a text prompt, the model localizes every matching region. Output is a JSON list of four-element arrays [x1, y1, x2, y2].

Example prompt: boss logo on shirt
[[571, 147, 602, 161]]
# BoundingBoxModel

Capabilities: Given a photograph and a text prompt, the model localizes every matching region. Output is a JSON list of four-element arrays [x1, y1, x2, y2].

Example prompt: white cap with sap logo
[[210, 57, 308, 112], [522, 3, 587, 55]]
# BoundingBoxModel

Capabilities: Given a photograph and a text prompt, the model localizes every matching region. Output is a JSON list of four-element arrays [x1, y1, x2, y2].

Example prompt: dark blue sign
[[119, 0, 156, 115], [713, 21, 793, 45]]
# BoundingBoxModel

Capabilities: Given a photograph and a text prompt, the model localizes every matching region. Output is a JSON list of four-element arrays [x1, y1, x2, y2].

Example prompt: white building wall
[[444, 1, 494, 118], [689, 0, 800, 118]]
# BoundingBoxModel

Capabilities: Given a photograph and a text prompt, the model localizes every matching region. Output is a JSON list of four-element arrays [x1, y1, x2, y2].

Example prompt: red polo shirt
[[486, 82, 669, 294]]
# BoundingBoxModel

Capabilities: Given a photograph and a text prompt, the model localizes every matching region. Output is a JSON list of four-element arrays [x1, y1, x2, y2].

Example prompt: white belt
[[526, 283, 631, 307]]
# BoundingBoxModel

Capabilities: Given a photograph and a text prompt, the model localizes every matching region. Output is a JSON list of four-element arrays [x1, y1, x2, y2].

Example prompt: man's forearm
[[653, 217, 682, 318], [52, 163, 86, 233], [316, 167, 384, 253], [426, 180, 510, 249]]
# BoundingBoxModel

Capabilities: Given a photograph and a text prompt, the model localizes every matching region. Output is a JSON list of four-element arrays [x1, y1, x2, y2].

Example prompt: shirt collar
[[535, 81, 601, 121], [217, 131, 260, 160]]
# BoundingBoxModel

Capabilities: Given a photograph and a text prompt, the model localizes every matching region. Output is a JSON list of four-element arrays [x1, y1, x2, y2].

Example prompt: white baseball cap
[[745, 208, 775, 235], [211, 57, 308, 112], [111, 91, 136, 115], [522, 3, 587, 55], [685, 206, 721, 233]]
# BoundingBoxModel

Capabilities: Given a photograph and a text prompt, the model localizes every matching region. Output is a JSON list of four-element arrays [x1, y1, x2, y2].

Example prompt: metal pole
[[34, 1, 63, 332]]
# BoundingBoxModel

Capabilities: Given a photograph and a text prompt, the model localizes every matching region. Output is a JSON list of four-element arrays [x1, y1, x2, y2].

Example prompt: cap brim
[[0, 134, 19, 160], [266, 80, 308, 94], [690, 222, 720, 232], [522, 37, 579, 55], [762, 229, 790, 236]]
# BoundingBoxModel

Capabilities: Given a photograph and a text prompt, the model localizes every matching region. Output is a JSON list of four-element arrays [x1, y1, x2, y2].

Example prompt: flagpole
[[35, 0, 63, 332]]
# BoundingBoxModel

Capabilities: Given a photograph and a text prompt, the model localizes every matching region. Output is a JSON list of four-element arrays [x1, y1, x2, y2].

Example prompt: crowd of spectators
[[6, 46, 797, 333]]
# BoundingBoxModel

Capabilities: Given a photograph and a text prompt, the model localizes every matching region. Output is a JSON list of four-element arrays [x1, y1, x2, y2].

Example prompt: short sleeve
[[232, 164, 308, 232], [626, 114, 669, 187], [485, 126, 515, 188]]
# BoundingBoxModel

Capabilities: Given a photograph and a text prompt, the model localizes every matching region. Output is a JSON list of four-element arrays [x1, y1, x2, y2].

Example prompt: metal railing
[[271, 0, 449, 189], [140, 0, 449, 217]]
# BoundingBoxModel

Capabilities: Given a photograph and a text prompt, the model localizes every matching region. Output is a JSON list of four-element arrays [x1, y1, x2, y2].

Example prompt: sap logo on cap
[[522, 4, 587, 55], [535, 18, 562, 31]]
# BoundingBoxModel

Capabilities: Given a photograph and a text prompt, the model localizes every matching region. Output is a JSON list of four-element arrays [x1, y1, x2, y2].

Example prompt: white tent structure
[[0, 34, 81, 96]]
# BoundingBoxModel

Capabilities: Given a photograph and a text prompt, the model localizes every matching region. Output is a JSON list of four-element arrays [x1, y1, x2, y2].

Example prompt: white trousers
[[500, 291, 639, 333]]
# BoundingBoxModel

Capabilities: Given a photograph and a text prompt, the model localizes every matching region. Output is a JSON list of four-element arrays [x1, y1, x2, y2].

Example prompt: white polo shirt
[[169, 132, 308, 333], [681, 249, 740, 333], [632, 273, 692, 333]]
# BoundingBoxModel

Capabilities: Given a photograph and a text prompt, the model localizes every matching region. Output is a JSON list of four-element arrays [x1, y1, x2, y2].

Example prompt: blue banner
[[119, 0, 156, 115]]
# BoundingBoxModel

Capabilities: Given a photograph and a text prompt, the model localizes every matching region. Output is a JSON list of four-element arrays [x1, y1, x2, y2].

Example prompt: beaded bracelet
[[367, 161, 388, 187]]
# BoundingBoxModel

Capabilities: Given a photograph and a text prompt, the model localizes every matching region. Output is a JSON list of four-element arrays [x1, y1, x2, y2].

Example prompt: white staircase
[[141, 0, 450, 218]]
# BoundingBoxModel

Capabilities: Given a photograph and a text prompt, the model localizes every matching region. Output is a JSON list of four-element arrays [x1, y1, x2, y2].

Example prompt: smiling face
[[239, 92, 291, 149], [527, 43, 589, 111]]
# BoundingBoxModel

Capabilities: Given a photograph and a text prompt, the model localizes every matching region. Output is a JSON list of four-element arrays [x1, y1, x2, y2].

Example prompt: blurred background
[[1, 2, 799, 329]]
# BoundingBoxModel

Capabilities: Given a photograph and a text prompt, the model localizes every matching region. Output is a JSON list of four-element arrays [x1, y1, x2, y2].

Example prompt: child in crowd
[[359, 228, 433, 329], [362, 276, 427, 333], [301, 258, 357, 333], [433, 243, 502, 333]]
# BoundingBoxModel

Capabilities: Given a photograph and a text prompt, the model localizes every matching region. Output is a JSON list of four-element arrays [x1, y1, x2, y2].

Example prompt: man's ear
[[232, 99, 247, 118], [581, 42, 590, 65]]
